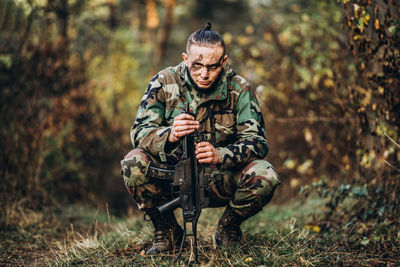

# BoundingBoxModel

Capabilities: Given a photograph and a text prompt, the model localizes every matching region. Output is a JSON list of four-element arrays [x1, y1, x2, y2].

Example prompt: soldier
[[121, 23, 281, 255]]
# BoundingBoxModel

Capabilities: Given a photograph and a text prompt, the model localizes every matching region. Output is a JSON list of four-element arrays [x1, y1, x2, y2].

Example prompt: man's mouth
[[198, 81, 210, 86]]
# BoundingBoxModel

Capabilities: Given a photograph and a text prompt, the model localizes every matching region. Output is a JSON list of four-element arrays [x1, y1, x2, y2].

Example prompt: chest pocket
[[213, 109, 236, 143]]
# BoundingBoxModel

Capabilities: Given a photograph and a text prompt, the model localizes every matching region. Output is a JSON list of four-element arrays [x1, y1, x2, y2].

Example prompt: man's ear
[[222, 55, 228, 66], [182, 53, 188, 64]]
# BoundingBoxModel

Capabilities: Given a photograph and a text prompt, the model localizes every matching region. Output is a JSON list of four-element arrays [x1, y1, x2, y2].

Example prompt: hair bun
[[204, 22, 212, 31], [186, 22, 225, 55]]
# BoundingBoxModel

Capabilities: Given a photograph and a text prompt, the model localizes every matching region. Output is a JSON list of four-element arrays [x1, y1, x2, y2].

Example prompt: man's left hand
[[195, 142, 222, 165]]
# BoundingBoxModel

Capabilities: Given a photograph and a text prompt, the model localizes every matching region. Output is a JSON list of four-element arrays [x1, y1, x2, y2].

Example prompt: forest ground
[[2, 195, 399, 266]]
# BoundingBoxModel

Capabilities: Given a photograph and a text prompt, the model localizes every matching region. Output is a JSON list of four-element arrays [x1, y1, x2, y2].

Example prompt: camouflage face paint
[[186, 45, 225, 89], [189, 54, 204, 73]]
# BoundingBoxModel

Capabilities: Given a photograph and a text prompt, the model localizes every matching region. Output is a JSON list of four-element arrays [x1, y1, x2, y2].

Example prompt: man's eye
[[209, 66, 218, 71], [193, 63, 202, 69]]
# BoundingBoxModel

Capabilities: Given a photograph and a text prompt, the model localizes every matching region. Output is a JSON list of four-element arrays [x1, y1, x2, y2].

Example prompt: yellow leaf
[[304, 128, 312, 142], [312, 226, 321, 233], [223, 32, 233, 45], [375, 19, 380, 30], [305, 224, 321, 233], [263, 32, 272, 41], [245, 25, 254, 35], [245, 257, 253, 263], [354, 4, 360, 18], [297, 160, 313, 175], [284, 159, 296, 169], [364, 13, 370, 24], [250, 47, 260, 57], [324, 79, 334, 88], [361, 238, 370, 246], [357, 107, 366, 113], [237, 35, 249, 46], [361, 89, 372, 107], [290, 178, 300, 189]]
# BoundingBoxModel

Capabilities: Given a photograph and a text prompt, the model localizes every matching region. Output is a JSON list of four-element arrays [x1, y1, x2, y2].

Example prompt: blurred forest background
[[1, 0, 399, 264]]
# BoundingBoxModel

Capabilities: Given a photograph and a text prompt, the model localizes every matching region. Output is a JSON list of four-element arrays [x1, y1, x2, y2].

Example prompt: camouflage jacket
[[130, 61, 269, 171]]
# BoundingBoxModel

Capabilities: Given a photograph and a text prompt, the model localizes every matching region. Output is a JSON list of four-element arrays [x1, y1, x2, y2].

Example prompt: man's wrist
[[215, 149, 223, 165], [165, 139, 180, 153], [168, 127, 181, 143], [165, 128, 181, 152]]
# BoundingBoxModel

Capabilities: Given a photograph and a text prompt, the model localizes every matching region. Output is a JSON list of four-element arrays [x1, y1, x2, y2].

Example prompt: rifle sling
[[145, 161, 175, 181]]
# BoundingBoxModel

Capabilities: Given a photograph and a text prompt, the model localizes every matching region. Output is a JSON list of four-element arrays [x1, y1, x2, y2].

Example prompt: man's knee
[[121, 148, 151, 195], [239, 160, 281, 204], [242, 159, 280, 183], [121, 149, 174, 209]]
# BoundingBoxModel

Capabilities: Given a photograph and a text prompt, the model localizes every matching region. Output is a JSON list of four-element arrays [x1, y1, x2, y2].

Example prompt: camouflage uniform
[[121, 61, 281, 217]]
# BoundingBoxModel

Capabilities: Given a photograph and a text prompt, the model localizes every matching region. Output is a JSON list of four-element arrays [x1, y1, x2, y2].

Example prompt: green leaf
[[388, 25, 397, 36], [361, 237, 369, 246]]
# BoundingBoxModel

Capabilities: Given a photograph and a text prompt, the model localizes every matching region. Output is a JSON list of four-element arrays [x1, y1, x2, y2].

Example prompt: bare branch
[[384, 160, 400, 172], [384, 132, 400, 150]]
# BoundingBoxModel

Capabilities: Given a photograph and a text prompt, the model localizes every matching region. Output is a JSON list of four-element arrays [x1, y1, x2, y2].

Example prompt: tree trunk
[[155, 0, 176, 69]]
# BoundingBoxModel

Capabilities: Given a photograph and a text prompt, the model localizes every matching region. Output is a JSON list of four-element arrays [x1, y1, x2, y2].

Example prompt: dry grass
[[1, 197, 399, 266]]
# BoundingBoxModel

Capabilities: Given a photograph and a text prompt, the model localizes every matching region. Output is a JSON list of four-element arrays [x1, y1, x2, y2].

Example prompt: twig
[[106, 202, 111, 224], [224, 251, 232, 265], [384, 132, 400, 150], [384, 160, 400, 172], [188, 238, 193, 266]]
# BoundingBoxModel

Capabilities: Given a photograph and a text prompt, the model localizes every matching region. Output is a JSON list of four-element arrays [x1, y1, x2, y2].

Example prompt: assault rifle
[[145, 104, 210, 263]]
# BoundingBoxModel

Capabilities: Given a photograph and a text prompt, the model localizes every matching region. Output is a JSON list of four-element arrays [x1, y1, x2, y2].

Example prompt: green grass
[[1, 197, 399, 266]]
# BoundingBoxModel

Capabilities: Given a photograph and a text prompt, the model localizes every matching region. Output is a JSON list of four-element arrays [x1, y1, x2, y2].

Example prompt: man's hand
[[168, 113, 199, 143], [195, 141, 222, 165]]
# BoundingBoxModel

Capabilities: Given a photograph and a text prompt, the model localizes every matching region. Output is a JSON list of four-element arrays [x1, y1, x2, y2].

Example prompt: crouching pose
[[121, 23, 281, 255]]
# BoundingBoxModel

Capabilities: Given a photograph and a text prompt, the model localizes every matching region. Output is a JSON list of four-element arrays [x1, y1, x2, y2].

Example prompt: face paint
[[190, 54, 204, 73], [185, 45, 226, 90]]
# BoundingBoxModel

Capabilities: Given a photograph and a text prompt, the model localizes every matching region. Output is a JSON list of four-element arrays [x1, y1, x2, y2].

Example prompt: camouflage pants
[[121, 149, 281, 218]]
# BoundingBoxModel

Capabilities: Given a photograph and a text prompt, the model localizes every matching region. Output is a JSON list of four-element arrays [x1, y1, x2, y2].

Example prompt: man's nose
[[200, 67, 209, 78]]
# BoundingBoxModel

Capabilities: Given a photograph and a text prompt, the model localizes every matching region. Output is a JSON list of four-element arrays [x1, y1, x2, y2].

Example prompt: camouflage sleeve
[[130, 73, 179, 163], [216, 87, 269, 170]]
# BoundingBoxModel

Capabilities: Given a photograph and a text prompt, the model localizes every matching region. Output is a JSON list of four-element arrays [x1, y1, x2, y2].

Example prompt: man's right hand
[[168, 113, 199, 143]]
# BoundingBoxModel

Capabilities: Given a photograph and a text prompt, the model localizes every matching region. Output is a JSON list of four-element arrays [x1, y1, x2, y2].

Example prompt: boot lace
[[153, 228, 170, 243]]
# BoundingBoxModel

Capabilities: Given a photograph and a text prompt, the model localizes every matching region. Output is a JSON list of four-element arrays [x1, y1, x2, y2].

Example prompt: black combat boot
[[144, 208, 183, 255], [215, 206, 246, 248]]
